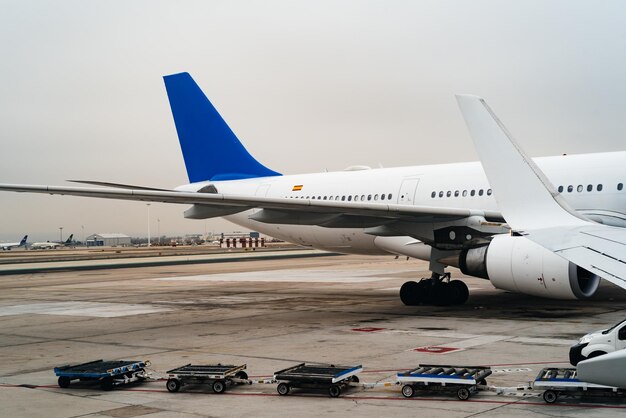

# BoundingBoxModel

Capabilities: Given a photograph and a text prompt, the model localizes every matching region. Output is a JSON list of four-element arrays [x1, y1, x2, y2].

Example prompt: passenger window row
[[431, 189, 492, 198], [556, 183, 623, 193], [284, 193, 393, 202]]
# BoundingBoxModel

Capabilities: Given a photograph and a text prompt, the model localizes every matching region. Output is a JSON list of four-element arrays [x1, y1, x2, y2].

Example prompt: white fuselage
[[177, 151, 626, 255]]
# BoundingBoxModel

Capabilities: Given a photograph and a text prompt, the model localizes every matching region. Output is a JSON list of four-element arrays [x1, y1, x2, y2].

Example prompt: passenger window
[[567, 185, 573, 192], [558, 186, 563, 193], [454, 190, 459, 197], [462, 190, 467, 197], [598, 184, 603, 191], [381, 194, 385, 200], [336, 196, 339, 200], [306, 196, 310, 199], [618, 183, 623, 191], [587, 184, 592, 192], [439, 191, 443, 198], [388, 194, 392, 200], [348, 196, 352, 201], [374, 194, 379, 200], [470, 190, 475, 196], [619, 326, 626, 340], [361, 195, 365, 201], [367, 195, 372, 201], [341, 196, 346, 201], [446, 191, 451, 197], [431, 191, 436, 198], [487, 189, 492, 196], [479, 189, 484, 196], [323, 196, 327, 200], [577, 185, 583, 192]]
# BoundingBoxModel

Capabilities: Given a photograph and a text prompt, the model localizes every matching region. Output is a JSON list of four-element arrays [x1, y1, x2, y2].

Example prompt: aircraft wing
[[0, 182, 502, 224], [457, 94, 626, 288]]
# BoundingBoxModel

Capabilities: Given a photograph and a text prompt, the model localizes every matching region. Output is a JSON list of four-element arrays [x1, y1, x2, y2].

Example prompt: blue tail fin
[[163, 72, 281, 183], [20, 235, 27, 246]]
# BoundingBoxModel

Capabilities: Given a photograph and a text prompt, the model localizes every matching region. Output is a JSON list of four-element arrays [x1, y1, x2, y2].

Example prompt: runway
[[1, 251, 626, 417]]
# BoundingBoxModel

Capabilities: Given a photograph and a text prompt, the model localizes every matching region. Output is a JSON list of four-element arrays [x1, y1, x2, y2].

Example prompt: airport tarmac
[[1, 251, 626, 417]]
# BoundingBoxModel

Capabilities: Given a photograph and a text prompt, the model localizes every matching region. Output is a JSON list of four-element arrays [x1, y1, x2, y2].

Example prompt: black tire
[[400, 281, 420, 305], [277, 382, 290, 396], [432, 282, 454, 306], [166, 378, 181, 393], [543, 390, 558, 404], [450, 280, 469, 305], [100, 378, 113, 391], [401, 384, 414, 398], [456, 386, 470, 400], [58, 376, 71, 388], [235, 371, 248, 381], [212, 380, 226, 394], [329, 384, 341, 398], [588, 351, 607, 359]]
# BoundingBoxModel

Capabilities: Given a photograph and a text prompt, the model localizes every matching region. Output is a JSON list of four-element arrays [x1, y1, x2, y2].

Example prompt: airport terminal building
[[86, 233, 131, 247]]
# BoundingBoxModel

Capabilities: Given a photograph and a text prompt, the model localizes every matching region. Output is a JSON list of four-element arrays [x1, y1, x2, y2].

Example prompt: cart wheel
[[329, 385, 341, 398], [58, 376, 71, 388], [277, 382, 290, 396], [235, 371, 248, 381], [401, 384, 414, 398], [543, 390, 558, 404], [456, 386, 470, 400], [351, 375, 359, 383], [100, 378, 114, 391], [166, 378, 181, 393], [212, 380, 226, 394]]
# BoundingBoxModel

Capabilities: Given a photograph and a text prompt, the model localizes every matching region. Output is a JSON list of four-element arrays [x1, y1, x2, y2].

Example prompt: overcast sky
[[1, 0, 625, 241]]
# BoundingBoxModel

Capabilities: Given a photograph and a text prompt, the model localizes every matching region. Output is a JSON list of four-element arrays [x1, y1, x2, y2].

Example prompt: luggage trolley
[[397, 364, 492, 400], [165, 363, 249, 393], [533, 367, 624, 404], [274, 363, 362, 397], [54, 359, 149, 390]]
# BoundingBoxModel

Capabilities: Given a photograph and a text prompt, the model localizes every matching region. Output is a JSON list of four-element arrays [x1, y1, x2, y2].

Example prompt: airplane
[[30, 234, 74, 250], [0, 235, 28, 250], [0, 72, 624, 306], [456, 94, 626, 294]]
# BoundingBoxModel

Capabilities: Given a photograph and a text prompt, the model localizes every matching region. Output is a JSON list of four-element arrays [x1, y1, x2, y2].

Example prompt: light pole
[[81, 225, 85, 244], [147, 204, 151, 247], [157, 218, 160, 245], [59, 226, 63, 242]]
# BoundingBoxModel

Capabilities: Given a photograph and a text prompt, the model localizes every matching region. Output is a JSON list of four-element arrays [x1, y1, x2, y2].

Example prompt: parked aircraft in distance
[[31, 234, 74, 250], [0, 73, 624, 306], [0, 235, 28, 250]]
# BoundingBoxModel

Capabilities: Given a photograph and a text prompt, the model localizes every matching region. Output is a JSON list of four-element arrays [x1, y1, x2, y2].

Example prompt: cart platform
[[274, 363, 362, 397]]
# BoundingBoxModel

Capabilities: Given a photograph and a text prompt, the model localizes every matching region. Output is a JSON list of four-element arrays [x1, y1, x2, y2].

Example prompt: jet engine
[[459, 234, 600, 300]]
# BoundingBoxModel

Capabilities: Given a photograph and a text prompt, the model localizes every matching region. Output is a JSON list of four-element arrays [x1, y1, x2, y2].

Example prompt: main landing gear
[[400, 273, 469, 306]]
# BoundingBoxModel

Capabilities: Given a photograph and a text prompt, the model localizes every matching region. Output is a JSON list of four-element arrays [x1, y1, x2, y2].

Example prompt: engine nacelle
[[459, 235, 600, 300]]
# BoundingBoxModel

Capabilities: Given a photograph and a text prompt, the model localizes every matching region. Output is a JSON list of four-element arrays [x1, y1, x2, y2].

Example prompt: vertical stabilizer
[[163, 72, 281, 183]]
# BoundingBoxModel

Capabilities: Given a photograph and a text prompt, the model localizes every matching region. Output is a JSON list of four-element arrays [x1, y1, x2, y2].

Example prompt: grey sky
[[1, 0, 625, 241]]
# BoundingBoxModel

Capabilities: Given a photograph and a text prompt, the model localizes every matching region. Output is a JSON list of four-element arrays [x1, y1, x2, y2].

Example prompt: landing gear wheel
[[58, 376, 71, 388], [166, 378, 181, 393], [235, 371, 248, 382], [350, 375, 359, 383], [456, 386, 470, 400], [212, 380, 226, 394], [328, 384, 341, 398], [400, 281, 420, 305], [450, 280, 469, 305], [432, 282, 455, 306], [277, 382, 290, 396], [401, 384, 414, 398], [543, 389, 558, 404]]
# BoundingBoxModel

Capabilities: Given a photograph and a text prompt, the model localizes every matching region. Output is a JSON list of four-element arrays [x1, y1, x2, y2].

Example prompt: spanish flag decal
[[292, 185, 303, 191]]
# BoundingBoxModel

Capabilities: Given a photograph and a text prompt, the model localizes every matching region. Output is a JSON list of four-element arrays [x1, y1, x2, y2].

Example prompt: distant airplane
[[31, 234, 74, 250], [0, 235, 28, 250], [0, 72, 624, 306]]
